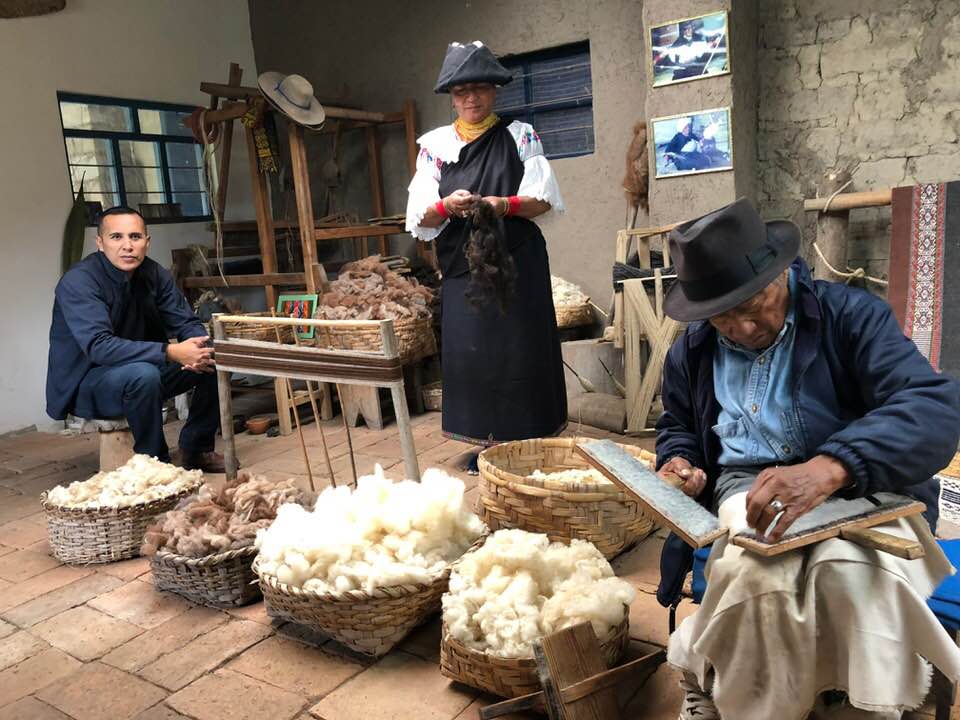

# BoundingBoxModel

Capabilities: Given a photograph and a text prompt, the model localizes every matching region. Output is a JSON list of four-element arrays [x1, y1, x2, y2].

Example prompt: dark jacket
[[655, 258, 960, 607], [46, 252, 206, 420]]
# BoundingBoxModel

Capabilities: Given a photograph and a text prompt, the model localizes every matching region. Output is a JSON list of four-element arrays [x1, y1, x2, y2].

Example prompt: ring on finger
[[769, 498, 785, 513]]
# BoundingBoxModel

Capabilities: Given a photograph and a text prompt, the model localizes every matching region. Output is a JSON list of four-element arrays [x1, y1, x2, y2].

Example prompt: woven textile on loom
[[889, 181, 960, 377]]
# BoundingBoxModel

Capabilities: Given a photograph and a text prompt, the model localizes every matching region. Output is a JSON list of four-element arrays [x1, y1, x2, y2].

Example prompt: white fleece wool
[[46, 454, 202, 509], [255, 465, 486, 594], [529, 468, 611, 486], [551, 275, 589, 306], [442, 529, 635, 659]]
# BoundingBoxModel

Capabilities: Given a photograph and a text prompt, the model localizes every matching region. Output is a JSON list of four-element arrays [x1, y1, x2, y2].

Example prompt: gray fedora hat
[[258, 72, 326, 129], [663, 198, 801, 322]]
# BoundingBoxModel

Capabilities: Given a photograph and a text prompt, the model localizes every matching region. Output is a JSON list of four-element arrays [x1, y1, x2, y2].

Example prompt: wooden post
[[366, 125, 388, 256], [402, 99, 418, 178], [813, 170, 852, 282], [381, 319, 420, 481], [244, 127, 278, 309], [212, 316, 239, 479], [214, 63, 243, 222], [288, 123, 319, 293]]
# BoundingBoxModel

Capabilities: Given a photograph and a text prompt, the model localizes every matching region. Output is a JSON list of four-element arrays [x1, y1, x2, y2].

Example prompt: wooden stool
[[89, 418, 135, 471]]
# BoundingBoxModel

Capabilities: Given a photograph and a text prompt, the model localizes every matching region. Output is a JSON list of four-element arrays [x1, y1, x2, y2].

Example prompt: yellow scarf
[[454, 113, 499, 142]]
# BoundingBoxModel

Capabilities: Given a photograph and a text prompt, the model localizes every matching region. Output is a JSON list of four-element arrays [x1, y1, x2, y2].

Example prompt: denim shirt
[[712, 270, 803, 466]]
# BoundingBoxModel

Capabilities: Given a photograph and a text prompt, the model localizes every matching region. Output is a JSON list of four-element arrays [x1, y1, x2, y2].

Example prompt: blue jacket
[[46, 252, 206, 420], [655, 258, 960, 607]]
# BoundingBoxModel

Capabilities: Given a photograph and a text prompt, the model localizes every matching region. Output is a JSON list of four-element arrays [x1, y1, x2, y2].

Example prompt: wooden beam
[[215, 64, 244, 224], [402, 99, 417, 177], [535, 623, 621, 720], [813, 170, 852, 282], [314, 224, 403, 241], [182, 272, 305, 288], [288, 123, 319, 294], [366, 125, 387, 255], [839, 526, 925, 560], [803, 189, 892, 212], [199, 82, 392, 122], [244, 127, 279, 309]]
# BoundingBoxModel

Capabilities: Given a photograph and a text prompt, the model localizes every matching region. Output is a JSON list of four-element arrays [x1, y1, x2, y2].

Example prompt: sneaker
[[678, 674, 719, 720], [181, 450, 227, 473]]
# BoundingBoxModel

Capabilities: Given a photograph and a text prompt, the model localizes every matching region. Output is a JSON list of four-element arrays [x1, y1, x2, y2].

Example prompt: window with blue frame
[[495, 41, 594, 160], [57, 92, 210, 224]]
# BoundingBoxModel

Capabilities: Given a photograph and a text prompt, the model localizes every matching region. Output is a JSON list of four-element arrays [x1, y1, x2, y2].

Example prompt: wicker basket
[[151, 545, 260, 608], [440, 608, 630, 698], [422, 381, 442, 412], [207, 312, 294, 343], [255, 556, 450, 657], [555, 302, 594, 328], [478, 437, 657, 559], [42, 484, 201, 565], [311, 315, 437, 364]]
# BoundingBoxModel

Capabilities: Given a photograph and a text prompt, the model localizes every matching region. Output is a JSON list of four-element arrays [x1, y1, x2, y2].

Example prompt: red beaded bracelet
[[435, 199, 449, 219], [507, 195, 521, 216]]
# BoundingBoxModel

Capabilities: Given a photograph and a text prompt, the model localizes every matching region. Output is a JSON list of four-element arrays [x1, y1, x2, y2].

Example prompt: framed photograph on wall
[[649, 11, 730, 87], [651, 107, 733, 179], [276, 293, 319, 340]]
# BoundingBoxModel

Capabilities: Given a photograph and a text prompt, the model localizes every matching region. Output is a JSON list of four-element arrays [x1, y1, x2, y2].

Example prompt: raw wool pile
[[551, 275, 589, 307], [316, 255, 434, 320], [141, 473, 314, 558], [255, 465, 486, 595], [529, 467, 612, 486], [442, 529, 635, 659], [45, 454, 201, 510]]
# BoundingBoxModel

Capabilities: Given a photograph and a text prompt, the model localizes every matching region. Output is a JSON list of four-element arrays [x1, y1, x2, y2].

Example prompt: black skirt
[[440, 230, 567, 445]]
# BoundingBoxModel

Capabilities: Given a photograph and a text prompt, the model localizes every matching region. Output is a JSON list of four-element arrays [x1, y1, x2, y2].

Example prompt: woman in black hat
[[405, 41, 567, 466]]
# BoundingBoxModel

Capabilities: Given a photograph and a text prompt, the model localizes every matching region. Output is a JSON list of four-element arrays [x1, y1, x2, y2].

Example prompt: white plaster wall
[[0, 0, 258, 434]]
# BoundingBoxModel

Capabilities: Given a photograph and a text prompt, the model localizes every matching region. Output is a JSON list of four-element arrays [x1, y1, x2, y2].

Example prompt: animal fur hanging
[[623, 120, 649, 229], [464, 194, 518, 313]]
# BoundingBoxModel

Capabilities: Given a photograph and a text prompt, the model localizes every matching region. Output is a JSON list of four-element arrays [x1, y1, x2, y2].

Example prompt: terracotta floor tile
[[98, 556, 152, 581], [0, 618, 15, 639], [0, 696, 73, 720], [88, 579, 193, 629], [133, 704, 192, 720], [0, 548, 60, 583], [227, 635, 363, 696], [0, 630, 48, 671], [167, 669, 304, 720], [37, 662, 166, 720], [0, 647, 82, 707], [138, 619, 272, 691], [454, 694, 540, 720], [0, 494, 41, 525], [0, 565, 94, 614], [619, 662, 684, 720], [102, 605, 228, 673], [627, 589, 673, 647], [0, 544, 15, 557], [309, 651, 478, 720], [0, 519, 48, 549], [2, 572, 123, 628], [611, 534, 666, 589], [32, 605, 144, 661], [225, 600, 273, 625], [397, 616, 442, 664]]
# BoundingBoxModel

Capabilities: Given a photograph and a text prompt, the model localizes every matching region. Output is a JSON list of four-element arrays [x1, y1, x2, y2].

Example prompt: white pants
[[668, 492, 960, 720]]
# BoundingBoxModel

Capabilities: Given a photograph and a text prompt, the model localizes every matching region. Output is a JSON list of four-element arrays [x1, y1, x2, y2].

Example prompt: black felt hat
[[434, 41, 513, 94], [663, 198, 801, 322]]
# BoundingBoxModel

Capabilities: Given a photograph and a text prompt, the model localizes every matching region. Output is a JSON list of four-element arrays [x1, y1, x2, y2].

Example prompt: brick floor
[[0, 413, 949, 719]]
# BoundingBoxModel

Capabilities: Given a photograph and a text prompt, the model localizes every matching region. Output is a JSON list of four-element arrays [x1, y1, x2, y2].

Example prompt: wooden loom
[[575, 440, 926, 559], [212, 313, 420, 481]]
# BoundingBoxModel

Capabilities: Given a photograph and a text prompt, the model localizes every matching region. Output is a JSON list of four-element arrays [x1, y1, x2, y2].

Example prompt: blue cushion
[[930, 539, 960, 632], [691, 545, 711, 604]]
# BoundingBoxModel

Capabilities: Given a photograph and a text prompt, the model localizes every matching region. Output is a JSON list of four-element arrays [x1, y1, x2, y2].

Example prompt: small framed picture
[[649, 11, 730, 88], [651, 107, 733, 179], [276, 293, 318, 339]]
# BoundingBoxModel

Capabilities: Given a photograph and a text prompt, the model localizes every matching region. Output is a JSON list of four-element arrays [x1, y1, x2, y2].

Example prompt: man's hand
[[167, 336, 214, 373], [745, 455, 851, 541], [658, 456, 707, 498]]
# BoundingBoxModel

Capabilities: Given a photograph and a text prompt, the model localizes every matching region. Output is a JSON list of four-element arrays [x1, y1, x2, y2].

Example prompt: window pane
[[126, 193, 168, 213], [60, 101, 133, 132], [65, 137, 114, 166], [170, 167, 204, 192], [173, 192, 209, 217], [530, 53, 592, 105], [138, 109, 193, 137], [494, 72, 527, 113], [69, 165, 118, 194], [81, 193, 119, 212], [120, 140, 161, 167], [534, 106, 594, 156], [123, 166, 165, 193], [166, 142, 202, 168]]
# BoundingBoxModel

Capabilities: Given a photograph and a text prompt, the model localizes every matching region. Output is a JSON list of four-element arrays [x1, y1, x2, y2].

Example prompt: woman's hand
[[444, 189, 474, 218], [482, 196, 509, 217], [658, 456, 707, 498], [745, 455, 851, 541]]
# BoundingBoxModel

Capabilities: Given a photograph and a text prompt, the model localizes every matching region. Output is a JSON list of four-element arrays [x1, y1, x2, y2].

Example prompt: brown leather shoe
[[181, 450, 227, 473]]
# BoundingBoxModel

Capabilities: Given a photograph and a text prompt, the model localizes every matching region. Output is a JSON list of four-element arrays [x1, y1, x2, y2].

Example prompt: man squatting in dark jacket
[[655, 199, 960, 720], [46, 206, 224, 472]]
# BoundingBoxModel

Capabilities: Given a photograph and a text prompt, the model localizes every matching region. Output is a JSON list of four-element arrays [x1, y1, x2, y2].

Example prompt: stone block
[[817, 18, 852, 43], [87, 579, 192, 629], [102, 605, 228, 672], [227, 635, 363, 696], [0, 647, 81, 708], [37, 662, 166, 720], [32, 605, 143, 661], [0, 630, 47, 671], [167, 669, 304, 720], [855, 157, 908, 188], [910, 152, 960, 184], [797, 45, 821, 88]]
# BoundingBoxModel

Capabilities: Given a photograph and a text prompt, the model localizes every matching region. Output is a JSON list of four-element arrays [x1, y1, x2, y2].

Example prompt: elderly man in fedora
[[654, 199, 960, 720]]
